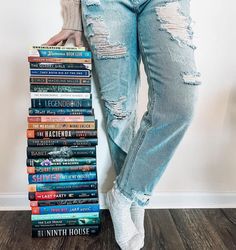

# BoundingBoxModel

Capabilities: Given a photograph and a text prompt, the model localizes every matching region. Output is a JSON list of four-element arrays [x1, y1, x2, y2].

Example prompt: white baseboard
[[0, 192, 236, 210]]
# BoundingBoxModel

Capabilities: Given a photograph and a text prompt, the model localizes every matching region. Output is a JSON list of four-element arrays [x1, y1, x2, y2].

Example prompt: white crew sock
[[130, 202, 145, 248], [105, 186, 143, 250]]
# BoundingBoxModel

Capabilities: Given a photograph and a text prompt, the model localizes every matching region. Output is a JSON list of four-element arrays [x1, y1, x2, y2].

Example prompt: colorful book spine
[[27, 129, 97, 139], [28, 115, 95, 123], [30, 198, 99, 207], [30, 69, 91, 78], [29, 49, 91, 58], [29, 108, 93, 116], [28, 190, 98, 201], [27, 138, 98, 147], [30, 45, 86, 51], [28, 171, 97, 184], [30, 85, 91, 93], [31, 203, 100, 214], [32, 217, 100, 228], [30, 76, 91, 85], [30, 62, 91, 70], [31, 212, 99, 220], [32, 225, 100, 238], [27, 157, 96, 167], [27, 121, 97, 130], [27, 164, 97, 174], [28, 57, 92, 64], [27, 146, 96, 158], [31, 98, 92, 108], [30, 92, 91, 99], [26, 45, 100, 238], [28, 181, 97, 192]]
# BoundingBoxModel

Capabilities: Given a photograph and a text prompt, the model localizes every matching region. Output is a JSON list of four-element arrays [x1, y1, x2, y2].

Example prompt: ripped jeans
[[81, 0, 201, 207]]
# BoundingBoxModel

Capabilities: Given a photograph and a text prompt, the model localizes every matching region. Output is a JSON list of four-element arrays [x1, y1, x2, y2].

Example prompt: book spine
[[30, 77, 91, 85], [27, 146, 96, 158], [30, 45, 86, 51], [26, 157, 96, 167], [30, 92, 91, 99], [30, 62, 91, 70], [31, 211, 99, 220], [27, 138, 98, 147], [28, 181, 97, 192], [27, 129, 97, 139], [28, 171, 97, 184], [29, 108, 93, 116], [28, 190, 98, 200], [30, 69, 91, 78], [27, 164, 97, 174], [30, 198, 99, 206], [32, 225, 100, 238], [29, 49, 91, 58], [31, 204, 100, 214], [28, 57, 92, 63], [27, 122, 96, 130], [28, 115, 94, 123], [30, 85, 91, 93], [32, 217, 100, 228], [31, 99, 92, 108]]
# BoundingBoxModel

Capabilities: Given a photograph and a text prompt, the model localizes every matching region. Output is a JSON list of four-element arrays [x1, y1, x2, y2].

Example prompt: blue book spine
[[31, 212, 99, 221], [28, 171, 97, 184], [30, 70, 91, 77], [31, 50, 91, 58], [28, 181, 97, 192], [32, 204, 100, 214], [26, 157, 97, 167], [29, 108, 93, 116]]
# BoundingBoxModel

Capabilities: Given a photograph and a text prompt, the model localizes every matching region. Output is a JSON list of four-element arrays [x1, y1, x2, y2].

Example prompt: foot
[[130, 202, 145, 248], [105, 186, 143, 250]]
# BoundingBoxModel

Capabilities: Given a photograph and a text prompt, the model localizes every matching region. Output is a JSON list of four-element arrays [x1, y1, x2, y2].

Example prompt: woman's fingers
[[42, 29, 85, 48], [74, 31, 83, 47], [44, 30, 75, 46]]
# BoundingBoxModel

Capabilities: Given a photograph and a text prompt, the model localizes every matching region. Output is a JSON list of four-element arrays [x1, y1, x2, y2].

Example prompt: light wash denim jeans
[[81, 0, 201, 207]]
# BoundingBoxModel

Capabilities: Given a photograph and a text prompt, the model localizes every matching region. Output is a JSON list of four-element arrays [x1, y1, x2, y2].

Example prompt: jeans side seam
[[118, 16, 156, 193]]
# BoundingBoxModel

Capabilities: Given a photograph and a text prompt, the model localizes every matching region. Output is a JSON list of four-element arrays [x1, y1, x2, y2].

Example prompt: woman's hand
[[43, 29, 85, 47]]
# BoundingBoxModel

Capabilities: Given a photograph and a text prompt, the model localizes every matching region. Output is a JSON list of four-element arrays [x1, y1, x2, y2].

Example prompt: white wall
[[0, 0, 235, 209]]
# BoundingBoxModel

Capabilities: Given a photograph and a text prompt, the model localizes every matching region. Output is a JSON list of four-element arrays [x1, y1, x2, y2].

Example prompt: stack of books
[[26, 45, 100, 238]]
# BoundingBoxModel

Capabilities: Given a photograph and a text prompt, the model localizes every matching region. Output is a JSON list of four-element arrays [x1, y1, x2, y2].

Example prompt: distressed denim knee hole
[[155, 1, 196, 50], [82, 14, 128, 59]]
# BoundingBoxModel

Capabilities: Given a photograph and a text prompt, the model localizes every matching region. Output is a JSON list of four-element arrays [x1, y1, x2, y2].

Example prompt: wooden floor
[[0, 209, 235, 250]]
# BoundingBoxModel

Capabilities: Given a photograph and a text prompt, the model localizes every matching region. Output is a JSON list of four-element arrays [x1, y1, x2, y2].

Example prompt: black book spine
[[32, 225, 100, 238], [31, 98, 92, 108], [27, 146, 96, 158], [35, 197, 99, 206], [27, 138, 98, 147]]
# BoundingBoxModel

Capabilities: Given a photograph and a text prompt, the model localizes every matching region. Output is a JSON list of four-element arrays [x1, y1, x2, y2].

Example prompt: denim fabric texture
[[80, 0, 201, 207]]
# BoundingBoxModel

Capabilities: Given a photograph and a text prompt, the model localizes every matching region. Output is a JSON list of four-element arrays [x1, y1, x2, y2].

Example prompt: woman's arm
[[61, 0, 83, 31], [44, 0, 84, 46]]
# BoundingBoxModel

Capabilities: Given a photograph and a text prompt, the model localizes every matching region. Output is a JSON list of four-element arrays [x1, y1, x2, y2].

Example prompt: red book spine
[[30, 201, 38, 207]]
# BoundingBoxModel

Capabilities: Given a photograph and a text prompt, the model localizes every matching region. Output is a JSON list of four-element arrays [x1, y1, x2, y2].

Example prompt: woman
[[45, 0, 201, 249]]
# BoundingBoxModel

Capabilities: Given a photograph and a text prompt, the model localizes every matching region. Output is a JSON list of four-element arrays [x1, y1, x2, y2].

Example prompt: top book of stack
[[28, 46, 92, 64]]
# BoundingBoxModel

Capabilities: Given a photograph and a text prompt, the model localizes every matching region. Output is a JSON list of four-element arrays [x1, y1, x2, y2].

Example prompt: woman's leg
[[80, 1, 144, 249], [114, 0, 201, 207], [81, 0, 141, 176]]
